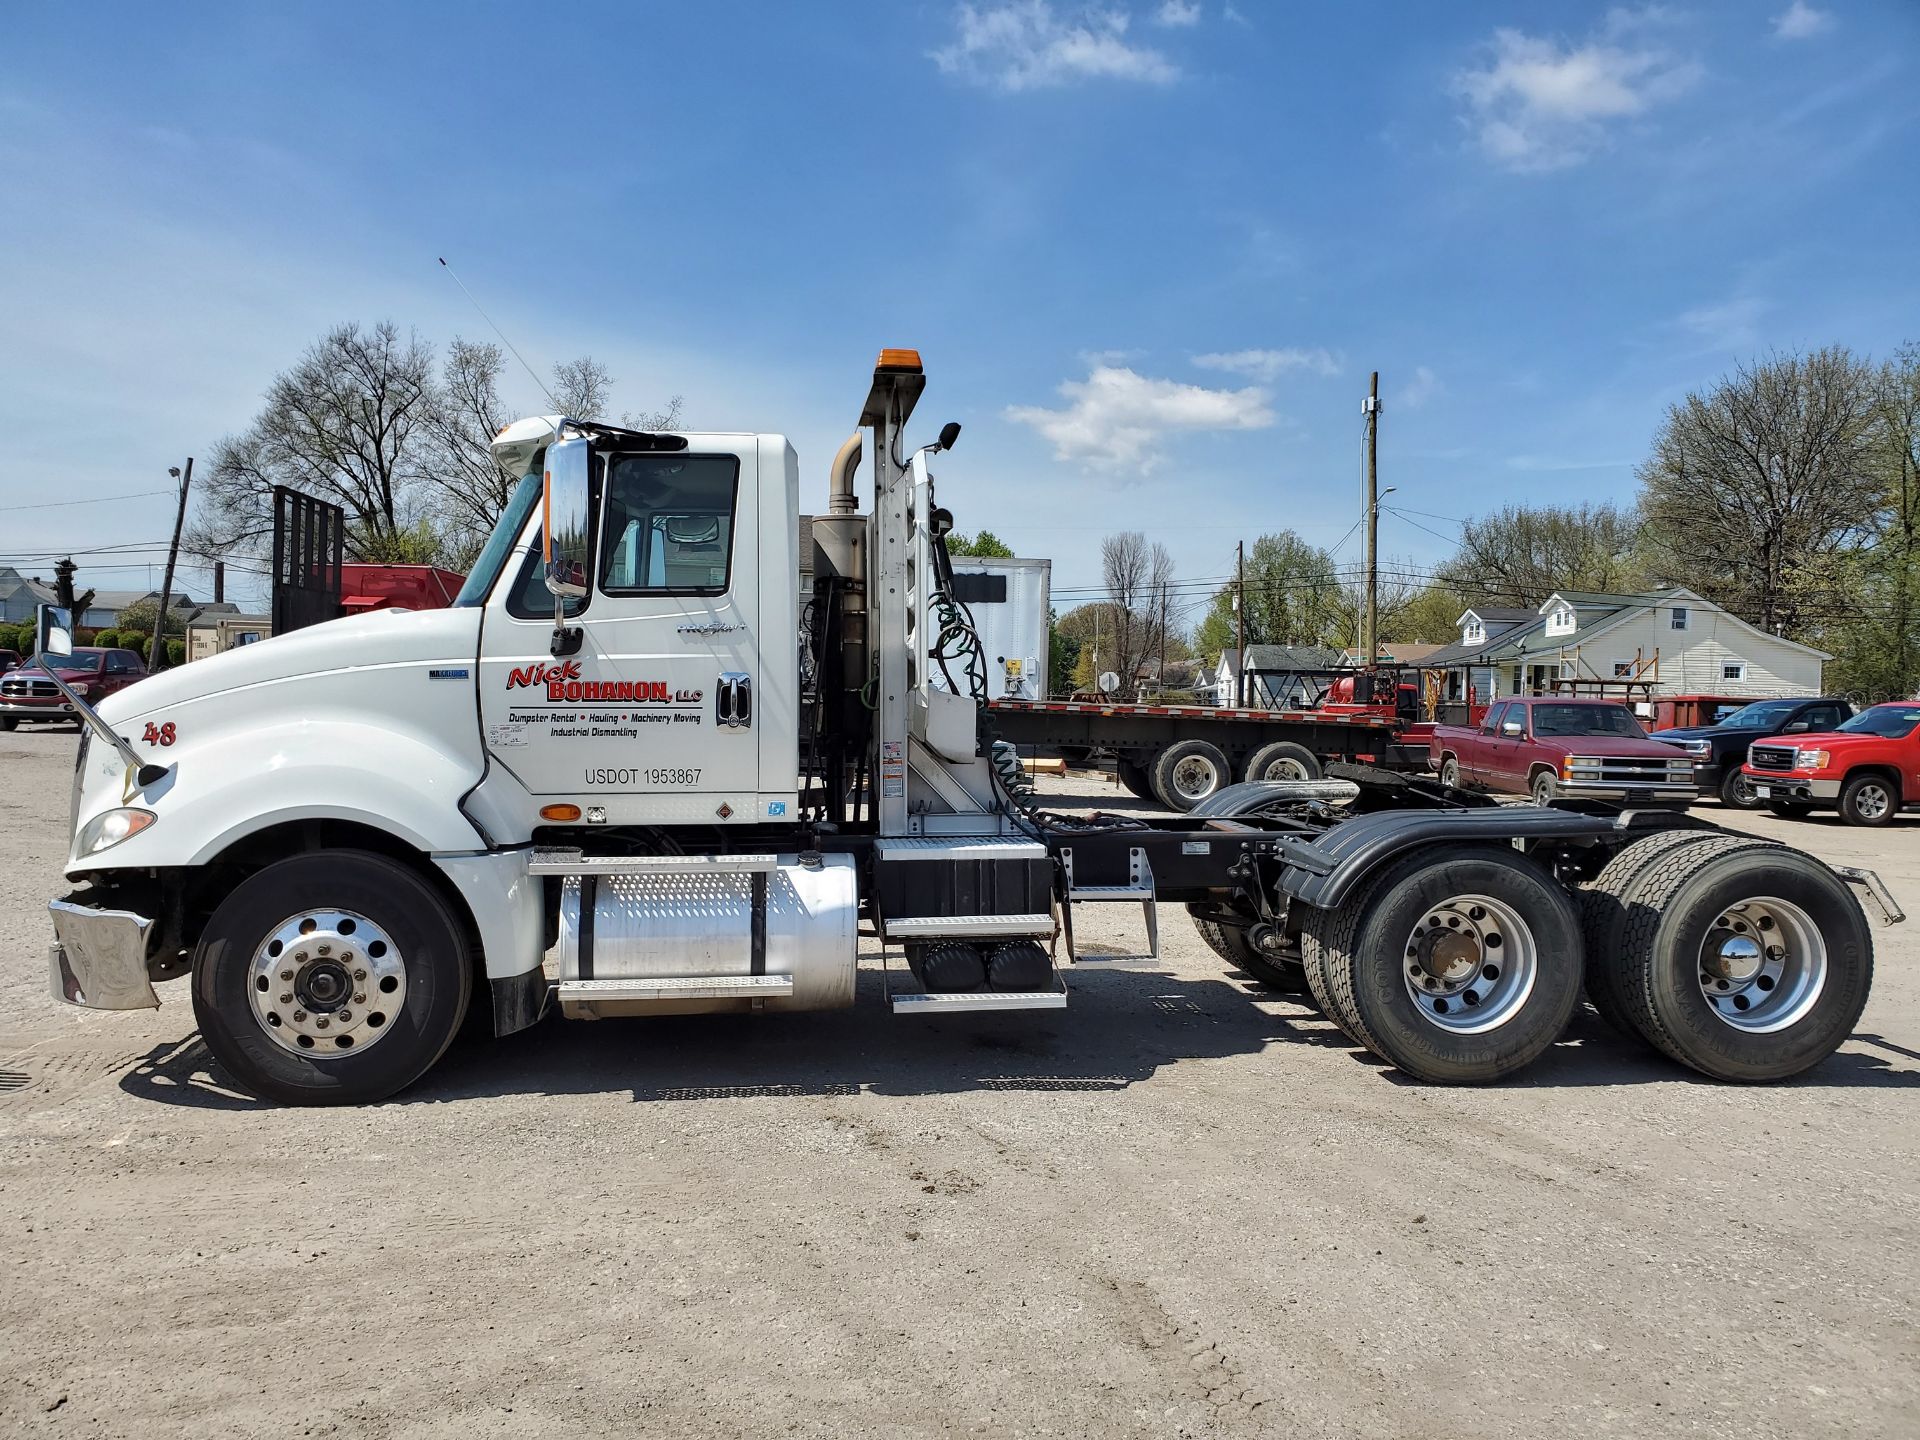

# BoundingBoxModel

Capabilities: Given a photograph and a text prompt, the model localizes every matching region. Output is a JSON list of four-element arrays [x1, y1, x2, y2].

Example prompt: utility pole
[[1362, 372, 1381, 674], [1157, 580, 1168, 700], [1235, 539, 1247, 707], [151, 458, 192, 672]]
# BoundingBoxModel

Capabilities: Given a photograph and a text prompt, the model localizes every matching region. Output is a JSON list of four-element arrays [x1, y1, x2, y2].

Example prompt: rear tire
[[1242, 741, 1321, 783], [1151, 739, 1232, 812], [1300, 845, 1583, 1083], [1188, 907, 1306, 992], [1115, 755, 1155, 800], [1614, 843, 1873, 1081], [191, 850, 473, 1106], [1838, 773, 1899, 827], [1439, 756, 1462, 789], [1581, 827, 1762, 1038]]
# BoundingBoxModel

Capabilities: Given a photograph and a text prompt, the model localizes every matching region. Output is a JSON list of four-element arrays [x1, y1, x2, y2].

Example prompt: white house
[[1425, 588, 1828, 705]]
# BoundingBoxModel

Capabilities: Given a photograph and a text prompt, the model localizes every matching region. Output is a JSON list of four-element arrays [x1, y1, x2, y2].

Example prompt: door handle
[[717, 672, 752, 729]]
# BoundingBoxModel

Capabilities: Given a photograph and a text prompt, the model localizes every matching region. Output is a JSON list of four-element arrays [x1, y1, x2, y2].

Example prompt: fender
[[1269, 806, 1650, 910], [66, 716, 488, 874]]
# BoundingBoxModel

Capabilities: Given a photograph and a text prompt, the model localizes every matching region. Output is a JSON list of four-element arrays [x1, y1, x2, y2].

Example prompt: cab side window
[[1481, 702, 1508, 735], [599, 455, 739, 596]]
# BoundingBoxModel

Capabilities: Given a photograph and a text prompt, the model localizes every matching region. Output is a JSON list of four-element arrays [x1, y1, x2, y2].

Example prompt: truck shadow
[[115, 971, 1919, 1108]]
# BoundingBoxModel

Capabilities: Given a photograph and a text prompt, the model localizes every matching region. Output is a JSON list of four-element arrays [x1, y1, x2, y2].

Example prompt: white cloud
[[1006, 364, 1274, 470], [1773, 1, 1834, 40], [1451, 17, 1701, 172], [932, 3, 1179, 90], [1192, 347, 1342, 381], [1154, 0, 1201, 27], [1397, 366, 1442, 410], [1677, 295, 1771, 351]]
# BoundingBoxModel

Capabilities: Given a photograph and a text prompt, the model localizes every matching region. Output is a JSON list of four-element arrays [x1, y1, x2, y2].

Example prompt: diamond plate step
[[883, 913, 1055, 940]]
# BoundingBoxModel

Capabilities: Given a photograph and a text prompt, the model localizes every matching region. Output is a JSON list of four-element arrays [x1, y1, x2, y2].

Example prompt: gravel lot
[[2, 725, 1915, 1438]]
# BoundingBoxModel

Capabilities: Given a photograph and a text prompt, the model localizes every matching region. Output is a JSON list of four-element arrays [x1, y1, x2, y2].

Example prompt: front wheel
[[192, 850, 473, 1105], [1839, 773, 1899, 827], [1719, 767, 1762, 810], [1531, 770, 1559, 806]]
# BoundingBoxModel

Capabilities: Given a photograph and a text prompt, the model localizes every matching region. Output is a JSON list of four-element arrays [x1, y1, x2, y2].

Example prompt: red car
[[1431, 696, 1696, 807], [0, 647, 149, 730], [1742, 700, 1920, 826]]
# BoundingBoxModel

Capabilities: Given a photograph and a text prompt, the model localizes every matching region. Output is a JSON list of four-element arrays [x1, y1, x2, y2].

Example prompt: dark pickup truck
[[1430, 696, 1696, 807], [1649, 695, 1855, 808]]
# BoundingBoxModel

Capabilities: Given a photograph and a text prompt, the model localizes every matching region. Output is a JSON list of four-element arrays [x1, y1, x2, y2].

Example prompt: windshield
[[1531, 703, 1646, 738], [1839, 705, 1920, 739], [1716, 700, 1804, 728], [453, 472, 543, 608]]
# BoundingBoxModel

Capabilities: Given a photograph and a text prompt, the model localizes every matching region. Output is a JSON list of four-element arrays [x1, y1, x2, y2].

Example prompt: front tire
[[1719, 767, 1762, 810], [1839, 773, 1899, 827], [192, 850, 473, 1106], [1531, 770, 1559, 806]]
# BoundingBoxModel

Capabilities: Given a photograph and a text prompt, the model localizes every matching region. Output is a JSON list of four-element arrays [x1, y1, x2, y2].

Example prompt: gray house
[[0, 568, 58, 626], [0, 568, 218, 630]]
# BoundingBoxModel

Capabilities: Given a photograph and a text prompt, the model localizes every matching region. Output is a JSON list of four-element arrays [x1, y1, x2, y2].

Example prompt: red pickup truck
[[0, 647, 149, 730], [1431, 696, 1696, 807], [1742, 700, 1920, 826]]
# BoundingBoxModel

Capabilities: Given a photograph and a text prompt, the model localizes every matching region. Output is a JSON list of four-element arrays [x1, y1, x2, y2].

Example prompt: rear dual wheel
[[1299, 845, 1582, 1083], [1187, 906, 1306, 992], [1151, 740, 1231, 811], [1587, 834, 1872, 1081]]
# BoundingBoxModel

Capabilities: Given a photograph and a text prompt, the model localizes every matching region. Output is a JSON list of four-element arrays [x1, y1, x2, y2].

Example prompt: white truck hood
[[99, 607, 483, 725]]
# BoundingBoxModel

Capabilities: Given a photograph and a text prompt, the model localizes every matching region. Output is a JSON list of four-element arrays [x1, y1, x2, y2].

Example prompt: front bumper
[[1559, 781, 1697, 804], [1743, 774, 1843, 803], [48, 897, 159, 1009], [0, 699, 77, 719]]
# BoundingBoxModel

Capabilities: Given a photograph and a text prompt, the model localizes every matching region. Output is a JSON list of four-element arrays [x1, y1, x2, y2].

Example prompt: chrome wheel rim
[[1403, 894, 1538, 1034], [1728, 772, 1756, 805], [1697, 896, 1826, 1032], [1854, 783, 1892, 820], [247, 909, 406, 1057], [1260, 757, 1311, 781], [1170, 755, 1222, 801]]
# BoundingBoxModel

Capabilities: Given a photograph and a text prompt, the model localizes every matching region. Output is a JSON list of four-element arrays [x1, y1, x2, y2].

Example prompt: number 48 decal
[[142, 722, 177, 747]]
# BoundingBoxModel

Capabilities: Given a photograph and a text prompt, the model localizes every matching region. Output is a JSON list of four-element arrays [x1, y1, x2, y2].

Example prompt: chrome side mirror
[[541, 438, 591, 655], [1501, 720, 1524, 737], [36, 605, 74, 661]]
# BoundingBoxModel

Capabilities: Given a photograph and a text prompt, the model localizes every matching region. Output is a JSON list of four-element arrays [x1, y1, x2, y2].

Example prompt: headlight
[[76, 807, 156, 856], [1793, 749, 1831, 772], [1680, 739, 1712, 756], [69, 682, 90, 696]]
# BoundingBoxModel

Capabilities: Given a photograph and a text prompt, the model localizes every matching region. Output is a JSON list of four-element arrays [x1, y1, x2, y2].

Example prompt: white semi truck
[[43, 351, 1896, 1104]]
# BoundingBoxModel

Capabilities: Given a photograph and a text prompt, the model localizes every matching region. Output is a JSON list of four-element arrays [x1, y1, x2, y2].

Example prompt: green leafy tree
[[1046, 609, 1080, 698], [1434, 502, 1646, 609], [1193, 531, 1345, 660], [947, 530, 1015, 558]]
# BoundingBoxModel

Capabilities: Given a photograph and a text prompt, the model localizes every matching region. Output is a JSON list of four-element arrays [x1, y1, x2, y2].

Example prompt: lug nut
[[354, 969, 367, 981], [354, 992, 366, 1004], [317, 944, 332, 956], [280, 993, 293, 1005], [280, 970, 294, 982], [337, 1010, 351, 1023], [316, 1017, 330, 1029], [293, 1010, 307, 1022]]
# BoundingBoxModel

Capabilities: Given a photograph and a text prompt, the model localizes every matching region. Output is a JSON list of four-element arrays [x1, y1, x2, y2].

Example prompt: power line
[[0, 489, 173, 514]]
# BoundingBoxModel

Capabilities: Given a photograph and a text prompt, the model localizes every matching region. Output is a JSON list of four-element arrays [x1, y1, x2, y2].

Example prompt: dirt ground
[[2, 726, 1915, 1439]]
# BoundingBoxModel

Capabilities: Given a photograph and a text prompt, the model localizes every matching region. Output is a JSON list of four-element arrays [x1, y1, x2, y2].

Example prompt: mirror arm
[[39, 666, 145, 773]]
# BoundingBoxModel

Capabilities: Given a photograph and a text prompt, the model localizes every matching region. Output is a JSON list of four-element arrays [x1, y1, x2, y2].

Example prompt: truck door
[[1469, 702, 1507, 784], [477, 444, 763, 817]]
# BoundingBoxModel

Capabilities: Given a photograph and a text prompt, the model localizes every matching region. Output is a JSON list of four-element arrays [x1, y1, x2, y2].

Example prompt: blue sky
[[2, 1, 1915, 617]]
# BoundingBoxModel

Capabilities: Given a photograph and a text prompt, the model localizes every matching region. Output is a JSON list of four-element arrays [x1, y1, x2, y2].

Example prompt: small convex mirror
[[36, 605, 74, 660], [542, 438, 592, 600]]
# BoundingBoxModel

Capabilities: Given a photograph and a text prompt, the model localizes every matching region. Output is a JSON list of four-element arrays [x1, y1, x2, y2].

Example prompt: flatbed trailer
[[986, 697, 1431, 810]]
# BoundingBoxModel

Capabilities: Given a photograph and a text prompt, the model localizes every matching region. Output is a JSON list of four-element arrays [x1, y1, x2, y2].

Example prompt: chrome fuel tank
[[549, 854, 857, 1016]]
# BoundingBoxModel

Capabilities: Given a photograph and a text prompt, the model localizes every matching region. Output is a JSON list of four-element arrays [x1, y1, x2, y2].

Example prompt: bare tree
[[1638, 347, 1881, 633], [1099, 531, 1176, 686], [190, 322, 436, 563]]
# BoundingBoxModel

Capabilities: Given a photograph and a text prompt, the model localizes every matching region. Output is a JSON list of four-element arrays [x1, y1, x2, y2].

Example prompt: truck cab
[[1650, 696, 1854, 809]]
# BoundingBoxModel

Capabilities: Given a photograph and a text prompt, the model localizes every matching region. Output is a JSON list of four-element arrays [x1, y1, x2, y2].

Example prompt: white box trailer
[[945, 557, 1049, 701]]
